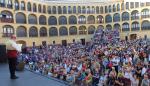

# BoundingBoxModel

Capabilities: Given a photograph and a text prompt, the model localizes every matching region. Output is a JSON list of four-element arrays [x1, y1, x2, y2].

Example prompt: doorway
[[42, 41, 47, 46], [53, 41, 55, 44], [33, 42, 35, 47], [130, 34, 137, 40], [144, 35, 147, 40], [125, 36, 128, 41], [62, 40, 67, 46], [16, 40, 26, 46], [80, 38, 85, 45], [73, 39, 75, 43]]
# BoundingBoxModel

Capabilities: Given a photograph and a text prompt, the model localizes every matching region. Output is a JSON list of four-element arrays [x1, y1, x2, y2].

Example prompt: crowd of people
[[20, 29, 150, 86]]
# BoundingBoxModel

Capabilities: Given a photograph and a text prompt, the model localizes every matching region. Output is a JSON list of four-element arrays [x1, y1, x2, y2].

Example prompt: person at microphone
[[6, 35, 21, 79]]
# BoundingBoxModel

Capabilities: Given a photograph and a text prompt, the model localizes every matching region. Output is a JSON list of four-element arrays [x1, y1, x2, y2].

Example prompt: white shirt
[[141, 67, 147, 76], [124, 72, 133, 80]]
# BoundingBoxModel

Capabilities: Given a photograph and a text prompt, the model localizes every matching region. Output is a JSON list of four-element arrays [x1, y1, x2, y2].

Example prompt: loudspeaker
[[0, 45, 7, 63]]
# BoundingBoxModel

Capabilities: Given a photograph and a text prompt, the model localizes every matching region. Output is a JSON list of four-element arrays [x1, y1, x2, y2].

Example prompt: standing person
[[131, 74, 139, 86], [6, 35, 20, 79], [141, 74, 150, 86]]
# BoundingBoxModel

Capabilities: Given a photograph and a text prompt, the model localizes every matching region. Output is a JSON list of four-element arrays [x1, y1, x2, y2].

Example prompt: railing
[[0, 18, 13, 23]]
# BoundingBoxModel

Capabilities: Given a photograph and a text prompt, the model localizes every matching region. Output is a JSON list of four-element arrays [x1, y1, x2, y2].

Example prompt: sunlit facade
[[0, 0, 150, 46]]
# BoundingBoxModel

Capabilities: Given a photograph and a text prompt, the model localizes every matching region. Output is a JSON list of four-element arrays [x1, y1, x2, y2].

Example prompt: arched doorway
[[16, 40, 26, 47], [62, 40, 67, 46], [16, 40, 27, 54], [80, 38, 85, 45], [130, 34, 137, 40]]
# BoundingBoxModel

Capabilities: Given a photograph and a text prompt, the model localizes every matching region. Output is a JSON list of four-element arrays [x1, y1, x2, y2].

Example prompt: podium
[[0, 45, 7, 63]]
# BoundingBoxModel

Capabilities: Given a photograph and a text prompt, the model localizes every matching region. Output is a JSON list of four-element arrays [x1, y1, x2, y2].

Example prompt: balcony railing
[[0, 18, 13, 23]]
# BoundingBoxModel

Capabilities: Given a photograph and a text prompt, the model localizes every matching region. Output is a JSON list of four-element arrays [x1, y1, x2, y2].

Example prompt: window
[[15, 0, 19, 10], [58, 6, 62, 14], [28, 14, 37, 24], [27, 2, 31, 11], [79, 26, 87, 35], [40, 27, 47, 37], [105, 6, 108, 13], [52, 6, 56, 14], [43, 5, 46, 13], [0, 0, 5, 7], [17, 26, 27, 37], [114, 23, 120, 31], [82, 6, 86, 14], [69, 26, 77, 35], [49, 27, 58, 36], [88, 26, 95, 34], [63, 6, 67, 14], [78, 15, 86, 24], [39, 15, 46, 25], [113, 13, 120, 22], [122, 23, 130, 31], [140, 2, 144, 7], [100, 6, 103, 14], [122, 12, 129, 21], [33, 4, 37, 12], [59, 16, 67, 25], [87, 6, 90, 14], [21, 1, 25, 10], [16, 12, 26, 24], [0, 11, 13, 23], [117, 4, 120, 11], [131, 22, 140, 31], [146, 2, 150, 6], [87, 15, 95, 24], [121, 3, 124, 10], [113, 4, 116, 12], [97, 15, 103, 24], [141, 20, 150, 30], [29, 27, 38, 37], [69, 15, 77, 24], [131, 10, 139, 20], [47, 6, 51, 14], [106, 24, 112, 30], [7, 0, 13, 9], [96, 6, 99, 14], [68, 6, 72, 14], [135, 2, 139, 8], [130, 2, 134, 9], [78, 6, 81, 14], [48, 16, 57, 25], [141, 9, 150, 19], [59, 27, 68, 36], [105, 14, 112, 23], [73, 6, 76, 13], [109, 5, 111, 13], [38, 4, 42, 13], [126, 2, 129, 10], [3, 25, 14, 37], [92, 6, 95, 14]]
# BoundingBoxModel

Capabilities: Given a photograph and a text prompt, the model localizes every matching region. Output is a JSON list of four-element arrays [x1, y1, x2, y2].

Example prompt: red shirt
[[7, 50, 18, 58]]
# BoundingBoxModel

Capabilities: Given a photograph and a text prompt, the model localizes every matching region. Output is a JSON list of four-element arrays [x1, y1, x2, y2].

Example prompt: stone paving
[[0, 64, 68, 86]]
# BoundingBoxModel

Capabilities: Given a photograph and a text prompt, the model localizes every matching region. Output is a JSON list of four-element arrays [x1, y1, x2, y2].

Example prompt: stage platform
[[0, 64, 68, 86]]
